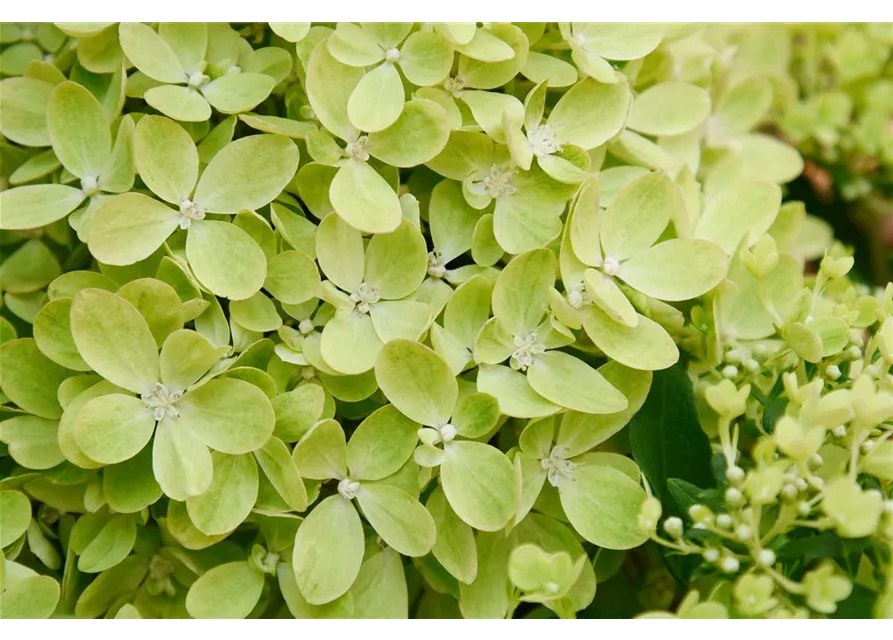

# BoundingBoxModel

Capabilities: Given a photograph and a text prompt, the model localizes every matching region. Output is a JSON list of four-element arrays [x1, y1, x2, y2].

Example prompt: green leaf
[[186, 452, 259, 535], [1, 339, 71, 419], [0, 184, 85, 231], [102, 445, 163, 513], [70, 289, 159, 394], [347, 405, 419, 481], [441, 440, 515, 532], [557, 464, 648, 550], [0, 575, 60, 619], [193, 135, 299, 214], [350, 548, 408, 619], [0, 416, 64, 470], [185, 219, 267, 301], [70, 510, 137, 573], [293, 495, 364, 605], [628, 362, 715, 504], [356, 483, 436, 556], [364, 220, 428, 299], [87, 193, 179, 266], [375, 340, 457, 427], [526, 351, 627, 415], [186, 561, 264, 619], [348, 63, 404, 133], [176, 378, 274, 455], [73, 393, 155, 465]]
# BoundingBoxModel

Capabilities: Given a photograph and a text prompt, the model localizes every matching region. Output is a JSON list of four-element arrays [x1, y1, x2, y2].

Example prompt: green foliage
[[0, 21, 891, 621]]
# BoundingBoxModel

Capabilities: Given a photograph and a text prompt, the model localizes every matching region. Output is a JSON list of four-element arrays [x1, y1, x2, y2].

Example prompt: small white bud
[[716, 514, 734, 529], [663, 517, 684, 538], [743, 358, 760, 373], [795, 478, 808, 491], [439, 423, 457, 443], [725, 487, 743, 506], [825, 364, 842, 380], [298, 319, 314, 334], [809, 453, 824, 468], [727, 466, 745, 484], [861, 440, 876, 453], [735, 524, 752, 541], [847, 346, 863, 360], [798, 501, 811, 516], [722, 365, 739, 379], [725, 349, 742, 364], [720, 556, 740, 573], [703, 548, 720, 563], [883, 501, 893, 515], [781, 484, 799, 501], [757, 549, 776, 567], [808, 476, 824, 490], [833, 425, 847, 438]]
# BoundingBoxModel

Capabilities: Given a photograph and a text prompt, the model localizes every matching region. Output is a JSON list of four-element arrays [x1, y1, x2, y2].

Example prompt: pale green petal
[[461, 90, 524, 144], [118, 22, 186, 84], [347, 63, 405, 133], [547, 76, 630, 149], [0, 77, 54, 147], [492, 248, 556, 335], [186, 561, 264, 619], [364, 220, 428, 299], [356, 483, 436, 556], [269, 22, 311, 43], [330, 159, 402, 234], [0, 575, 60, 619], [185, 219, 267, 301], [492, 186, 564, 254], [201, 73, 275, 115], [47, 81, 111, 179], [315, 212, 364, 293], [399, 31, 454, 86], [144, 85, 211, 123], [618, 238, 728, 301], [305, 41, 363, 141], [73, 394, 155, 465], [327, 23, 385, 67], [427, 487, 478, 584], [116, 277, 184, 347], [273, 383, 325, 443], [521, 51, 578, 88], [477, 364, 560, 419], [452, 392, 500, 439], [694, 181, 781, 254], [627, 82, 711, 136], [152, 418, 213, 499], [557, 464, 649, 549], [0, 490, 31, 548], [584, 268, 638, 327], [293, 495, 364, 605], [103, 446, 163, 513], [370, 300, 432, 343], [193, 135, 299, 214], [70, 289, 159, 394], [445, 275, 493, 349], [473, 317, 514, 365], [738, 133, 804, 184], [321, 313, 383, 375], [428, 180, 480, 264], [0, 416, 64, 470], [350, 548, 408, 619], [375, 339, 457, 427], [455, 28, 514, 62], [255, 436, 308, 512], [293, 419, 347, 480], [575, 23, 663, 60], [175, 378, 274, 454], [458, 24, 529, 90], [133, 115, 199, 206], [99, 116, 136, 193], [581, 306, 679, 371], [0, 185, 85, 231], [159, 329, 227, 391], [87, 193, 179, 266], [186, 452, 258, 535], [600, 171, 682, 261], [230, 292, 283, 333], [33, 298, 90, 371], [441, 440, 515, 532], [264, 251, 320, 305], [69, 511, 136, 573], [527, 351, 627, 415], [366, 99, 451, 167]]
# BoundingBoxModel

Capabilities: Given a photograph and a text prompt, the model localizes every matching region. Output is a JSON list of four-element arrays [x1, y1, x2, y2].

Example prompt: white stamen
[[510, 331, 546, 371], [141, 383, 184, 422], [350, 282, 380, 314], [526, 124, 562, 158]]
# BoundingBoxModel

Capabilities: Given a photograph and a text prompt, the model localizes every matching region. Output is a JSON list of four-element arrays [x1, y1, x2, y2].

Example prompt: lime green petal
[[375, 339, 457, 427], [619, 238, 728, 301], [201, 73, 275, 115], [133, 115, 199, 205], [492, 248, 556, 335], [356, 483, 436, 556], [477, 364, 560, 419], [186, 452, 258, 535], [694, 181, 781, 254], [399, 31, 454, 86], [320, 313, 383, 375], [584, 268, 637, 327], [87, 193, 178, 266], [367, 99, 451, 167], [0, 185, 85, 231], [47, 81, 111, 180], [186, 561, 263, 619], [364, 219, 428, 299], [330, 159, 402, 234], [441, 440, 515, 532], [185, 219, 267, 301], [347, 63, 405, 133], [600, 172, 680, 261], [547, 76, 630, 150], [627, 82, 711, 136], [370, 300, 431, 342], [315, 212, 365, 292], [264, 251, 320, 305], [0, 77, 54, 147], [118, 22, 186, 84], [521, 51, 578, 88], [73, 393, 154, 465], [152, 418, 213, 500], [581, 306, 678, 371], [327, 23, 386, 67], [305, 41, 363, 142], [527, 351, 627, 415], [145, 85, 211, 123]]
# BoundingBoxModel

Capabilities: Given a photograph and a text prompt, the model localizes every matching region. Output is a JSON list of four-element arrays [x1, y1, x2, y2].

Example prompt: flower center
[[178, 199, 206, 229], [350, 282, 380, 314], [81, 176, 100, 197], [227, 65, 241, 74], [427, 251, 446, 278], [439, 423, 457, 443], [541, 447, 574, 487], [301, 366, 316, 381], [602, 255, 620, 276], [482, 164, 517, 199], [147, 554, 176, 597], [384, 48, 400, 64], [338, 478, 360, 500], [510, 331, 546, 371], [566, 284, 590, 310], [141, 383, 184, 422], [298, 319, 314, 334], [527, 124, 562, 157], [443, 76, 466, 99], [345, 135, 370, 162], [187, 71, 210, 88]]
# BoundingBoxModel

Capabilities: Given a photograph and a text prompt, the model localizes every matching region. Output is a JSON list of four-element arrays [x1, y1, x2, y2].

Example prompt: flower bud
[[757, 549, 776, 567], [720, 556, 740, 573], [743, 235, 779, 278], [703, 548, 720, 563], [820, 254, 854, 279], [735, 524, 752, 541], [727, 466, 745, 484], [716, 514, 733, 529], [663, 516, 684, 538], [725, 487, 744, 507], [638, 497, 663, 533], [705, 380, 750, 418]]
